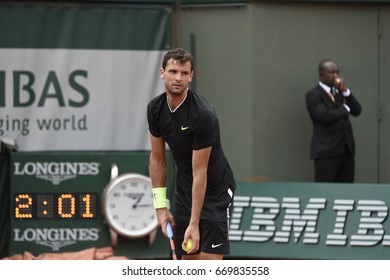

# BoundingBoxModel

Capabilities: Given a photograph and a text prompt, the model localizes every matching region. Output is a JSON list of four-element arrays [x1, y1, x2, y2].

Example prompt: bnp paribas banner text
[[0, 5, 171, 151]]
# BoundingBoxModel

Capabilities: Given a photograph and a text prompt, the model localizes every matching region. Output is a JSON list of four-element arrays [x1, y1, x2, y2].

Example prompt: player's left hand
[[183, 225, 200, 254]]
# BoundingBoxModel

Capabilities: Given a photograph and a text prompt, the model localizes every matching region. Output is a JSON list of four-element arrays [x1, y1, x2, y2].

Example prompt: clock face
[[102, 173, 158, 238]]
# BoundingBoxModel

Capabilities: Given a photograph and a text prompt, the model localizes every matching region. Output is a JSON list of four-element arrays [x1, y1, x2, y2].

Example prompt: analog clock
[[102, 164, 158, 246]]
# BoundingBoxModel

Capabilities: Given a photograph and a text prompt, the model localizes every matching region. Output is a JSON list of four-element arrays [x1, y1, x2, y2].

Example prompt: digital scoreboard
[[10, 151, 174, 258], [14, 192, 97, 219]]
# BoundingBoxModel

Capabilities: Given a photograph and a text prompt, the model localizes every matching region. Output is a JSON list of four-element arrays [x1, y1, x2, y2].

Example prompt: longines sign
[[13, 228, 100, 251], [13, 161, 100, 185], [9, 151, 174, 259]]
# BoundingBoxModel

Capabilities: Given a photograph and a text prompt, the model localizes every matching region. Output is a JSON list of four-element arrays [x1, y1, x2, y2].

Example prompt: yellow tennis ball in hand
[[182, 239, 193, 252]]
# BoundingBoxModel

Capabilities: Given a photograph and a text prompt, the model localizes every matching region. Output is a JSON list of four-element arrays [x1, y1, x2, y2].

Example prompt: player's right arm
[[149, 133, 175, 236], [149, 133, 166, 188]]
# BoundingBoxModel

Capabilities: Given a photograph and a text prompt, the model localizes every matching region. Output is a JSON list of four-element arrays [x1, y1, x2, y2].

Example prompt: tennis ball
[[182, 239, 193, 252]]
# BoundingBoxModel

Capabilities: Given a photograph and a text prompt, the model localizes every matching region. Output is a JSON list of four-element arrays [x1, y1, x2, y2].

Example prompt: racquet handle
[[166, 222, 177, 260], [166, 222, 174, 239]]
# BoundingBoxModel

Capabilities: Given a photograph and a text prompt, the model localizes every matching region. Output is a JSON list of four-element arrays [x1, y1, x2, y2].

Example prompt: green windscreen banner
[[229, 182, 390, 259], [0, 5, 171, 151]]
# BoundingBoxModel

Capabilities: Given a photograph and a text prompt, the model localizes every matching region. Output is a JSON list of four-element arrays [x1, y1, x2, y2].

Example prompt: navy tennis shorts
[[173, 187, 234, 256]]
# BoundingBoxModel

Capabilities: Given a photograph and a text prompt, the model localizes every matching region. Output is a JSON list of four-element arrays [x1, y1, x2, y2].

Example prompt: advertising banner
[[10, 150, 390, 259], [230, 182, 390, 259], [0, 5, 171, 151], [10, 151, 175, 258]]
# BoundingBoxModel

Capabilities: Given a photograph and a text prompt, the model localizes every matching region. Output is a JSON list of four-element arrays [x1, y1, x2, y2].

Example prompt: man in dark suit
[[306, 59, 362, 182]]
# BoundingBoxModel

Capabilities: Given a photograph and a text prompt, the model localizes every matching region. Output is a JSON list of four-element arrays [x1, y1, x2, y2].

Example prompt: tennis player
[[147, 48, 236, 260]]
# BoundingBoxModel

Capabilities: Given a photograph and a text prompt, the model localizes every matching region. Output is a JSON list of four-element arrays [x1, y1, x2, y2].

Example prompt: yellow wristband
[[152, 187, 167, 209]]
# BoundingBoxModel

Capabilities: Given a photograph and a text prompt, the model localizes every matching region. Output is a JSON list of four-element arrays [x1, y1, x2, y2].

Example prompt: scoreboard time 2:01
[[13, 193, 97, 219]]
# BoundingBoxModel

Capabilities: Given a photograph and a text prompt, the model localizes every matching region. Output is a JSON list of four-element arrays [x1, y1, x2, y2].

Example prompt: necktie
[[326, 88, 335, 103]]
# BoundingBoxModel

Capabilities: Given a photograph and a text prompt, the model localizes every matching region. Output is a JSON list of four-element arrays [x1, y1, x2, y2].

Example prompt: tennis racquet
[[166, 222, 178, 260]]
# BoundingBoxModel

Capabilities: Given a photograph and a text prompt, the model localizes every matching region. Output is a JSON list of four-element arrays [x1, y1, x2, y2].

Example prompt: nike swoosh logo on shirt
[[211, 243, 223, 248], [181, 125, 189, 131]]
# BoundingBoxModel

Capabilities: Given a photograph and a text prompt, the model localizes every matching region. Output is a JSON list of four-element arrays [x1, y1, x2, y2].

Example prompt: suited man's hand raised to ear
[[334, 76, 347, 92]]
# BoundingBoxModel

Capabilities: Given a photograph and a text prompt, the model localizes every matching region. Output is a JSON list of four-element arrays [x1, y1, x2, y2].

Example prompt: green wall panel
[[0, 5, 171, 50], [252, 3, 378, 183], [181, 0, 248, 5]]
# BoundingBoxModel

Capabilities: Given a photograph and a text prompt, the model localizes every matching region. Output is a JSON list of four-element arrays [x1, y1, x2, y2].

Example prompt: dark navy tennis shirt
[[147, 89, 236, 198]]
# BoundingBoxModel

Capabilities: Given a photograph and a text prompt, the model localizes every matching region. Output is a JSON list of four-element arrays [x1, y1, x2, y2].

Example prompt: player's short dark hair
[[162, 48, 194, 71]]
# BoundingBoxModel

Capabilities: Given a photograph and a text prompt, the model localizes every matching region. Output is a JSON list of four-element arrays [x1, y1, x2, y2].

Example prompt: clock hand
[[132, 194, 145, 209], [133, 203, 153, 208]]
